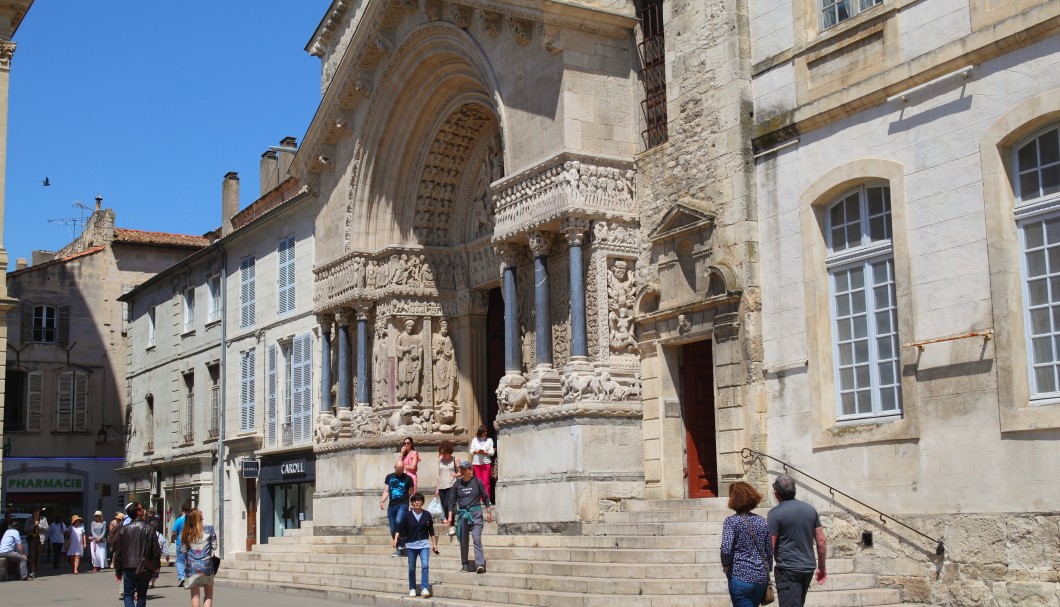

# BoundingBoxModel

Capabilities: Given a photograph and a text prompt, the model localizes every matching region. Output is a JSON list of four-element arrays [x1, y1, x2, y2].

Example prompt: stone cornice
[[493, 401, 642, 429], [0, 0, 33, 41], [314, 432, 471, 455]]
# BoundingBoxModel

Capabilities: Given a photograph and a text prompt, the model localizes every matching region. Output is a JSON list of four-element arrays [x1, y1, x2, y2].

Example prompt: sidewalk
[[1, 560, 374, 606]]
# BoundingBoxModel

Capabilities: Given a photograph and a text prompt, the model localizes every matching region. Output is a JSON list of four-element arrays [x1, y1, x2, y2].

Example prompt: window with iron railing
[[638, 0, 667, 149], [208, 365, 220, 438], [182, 372, 194, 443]]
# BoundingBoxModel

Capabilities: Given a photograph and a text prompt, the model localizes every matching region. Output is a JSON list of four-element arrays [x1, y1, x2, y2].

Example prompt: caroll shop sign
[[6, 474, 84, 492]]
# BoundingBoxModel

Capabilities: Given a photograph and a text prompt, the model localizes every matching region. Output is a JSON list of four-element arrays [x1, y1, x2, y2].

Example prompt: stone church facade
[[296, 0, 762, 531]]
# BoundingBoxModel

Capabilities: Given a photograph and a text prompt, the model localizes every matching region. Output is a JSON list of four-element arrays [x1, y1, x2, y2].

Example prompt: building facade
[[2, 202, 206, 520]]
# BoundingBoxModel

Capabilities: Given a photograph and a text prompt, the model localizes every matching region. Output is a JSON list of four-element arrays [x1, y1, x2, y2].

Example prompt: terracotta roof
[[112, 228, 210, 248], [230, 177, 301, 231], [7, 246, 106, 278]]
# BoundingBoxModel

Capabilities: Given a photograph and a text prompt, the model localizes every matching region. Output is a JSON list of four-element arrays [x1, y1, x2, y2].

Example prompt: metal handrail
[[741, 447, 945, 556]]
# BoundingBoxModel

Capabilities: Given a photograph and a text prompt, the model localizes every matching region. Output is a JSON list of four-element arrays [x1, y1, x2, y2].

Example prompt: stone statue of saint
[[372, 324, 388, 407], [607, 260, 636, 312], [395, 319, 423, 404], [351, 257, 365, 289], [609, 306, 637, 353], [433, 319, 457, 406]]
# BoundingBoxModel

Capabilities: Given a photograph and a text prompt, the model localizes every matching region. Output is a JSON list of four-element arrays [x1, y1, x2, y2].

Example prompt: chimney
[[260, 150, 279, 196], [222, 172, 239, 236], [15, 258, 27, 270], [276, 136, 297, 182], [31, 250, 56, 265], [95, 194, 103, 211]]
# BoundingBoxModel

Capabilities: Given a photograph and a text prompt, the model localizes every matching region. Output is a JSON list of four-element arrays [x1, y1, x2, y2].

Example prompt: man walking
[[767, 475, 827, 607], [25, 506, 48, 578], [0, 520, 30, 580], [380, 462, 414, 557], [446, 460, 492, 574], [113, 502, 160, 607], [170, 502, 190, 586]]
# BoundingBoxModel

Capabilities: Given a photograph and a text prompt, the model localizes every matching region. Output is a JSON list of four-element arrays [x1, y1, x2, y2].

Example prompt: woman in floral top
[[720, 482, 774, 607], [179, 509, 218, 607]]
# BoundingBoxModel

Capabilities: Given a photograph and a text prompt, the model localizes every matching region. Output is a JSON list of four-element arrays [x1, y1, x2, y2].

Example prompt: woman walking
[[469, 425, 495, 500], [400, 437, 420, 490], [720, 482, 774, 607], [179, 509, 218, 607], [392, 493, 438, 597], [89, 511, 108, 572], [436, 440, 458, 527], [66, 514, 88, 573]]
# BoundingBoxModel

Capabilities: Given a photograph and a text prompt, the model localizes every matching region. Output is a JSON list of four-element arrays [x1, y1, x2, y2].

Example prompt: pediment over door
[[648, 204, 715, 242]]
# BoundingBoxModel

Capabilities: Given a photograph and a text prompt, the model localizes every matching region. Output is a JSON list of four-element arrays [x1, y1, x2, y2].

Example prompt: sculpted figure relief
[[395, 319, 423, 404], [433, 319, 458, 407], [373, 323, 388, 407], [607, 260, 638, 354], [607, 260, 636, 311], [351, 256, 365, 289], [609, 306, 637, 353]]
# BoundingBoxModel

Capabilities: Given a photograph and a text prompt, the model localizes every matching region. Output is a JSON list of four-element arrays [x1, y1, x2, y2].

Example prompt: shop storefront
[[258, 454, 315, 544], [2, 458, 122, 522]]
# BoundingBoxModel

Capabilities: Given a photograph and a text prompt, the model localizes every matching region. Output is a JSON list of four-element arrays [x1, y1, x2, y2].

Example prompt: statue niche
[[395, 318, 423, 405]]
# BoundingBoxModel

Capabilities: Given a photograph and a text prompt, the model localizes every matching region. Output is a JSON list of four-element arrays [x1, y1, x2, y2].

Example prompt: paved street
[[0, 561, 372, 606]]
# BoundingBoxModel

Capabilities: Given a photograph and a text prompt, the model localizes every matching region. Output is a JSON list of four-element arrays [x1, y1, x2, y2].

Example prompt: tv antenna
[[47, 200, 95, 240]]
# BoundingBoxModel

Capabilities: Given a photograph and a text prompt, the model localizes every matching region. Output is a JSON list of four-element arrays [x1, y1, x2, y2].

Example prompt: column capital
[[528, 230, 553, 257], [0, 41, 15, 71], [494, 242, 520, 268], [353, 302, 373, 321], [336, 308, 356, 327], [562, 217, 590, 246], [316, 312, 335, 332]]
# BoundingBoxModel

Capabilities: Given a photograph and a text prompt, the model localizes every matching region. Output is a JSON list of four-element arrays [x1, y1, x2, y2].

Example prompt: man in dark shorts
[[767, 475, 827, 607]]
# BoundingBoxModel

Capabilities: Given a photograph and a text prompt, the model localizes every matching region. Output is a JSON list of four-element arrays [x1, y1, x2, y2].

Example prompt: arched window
[[825, 183, 902, 420], [1014, 124, 1060, 398]]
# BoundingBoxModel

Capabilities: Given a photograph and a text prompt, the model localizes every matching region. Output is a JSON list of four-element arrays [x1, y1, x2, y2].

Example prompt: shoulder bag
[[741, 514, 775, 606]]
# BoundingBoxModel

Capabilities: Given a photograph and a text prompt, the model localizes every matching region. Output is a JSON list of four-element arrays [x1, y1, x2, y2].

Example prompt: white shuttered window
[[291, 333, 313, 445], [266, 344, 278, 447], [56, 370, 88, 432], [277, 236, 296, 315], [240, 256, 256, 328], [26, 371, 42, 432], [240, 349, 256, 431]]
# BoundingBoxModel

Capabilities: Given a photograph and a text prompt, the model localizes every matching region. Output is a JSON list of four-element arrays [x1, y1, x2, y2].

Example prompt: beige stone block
[[994, 582, 1060, 607]]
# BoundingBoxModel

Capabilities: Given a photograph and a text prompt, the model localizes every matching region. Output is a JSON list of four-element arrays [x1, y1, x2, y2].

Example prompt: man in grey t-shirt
[[766, 475, 827, 607]]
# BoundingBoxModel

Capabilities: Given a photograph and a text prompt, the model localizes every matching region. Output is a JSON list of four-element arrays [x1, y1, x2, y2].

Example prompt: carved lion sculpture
[[496, 376, 541, 412], [385, 403, 418, 433], [562, 372, 603, 403], [314, 413, 342, 443]]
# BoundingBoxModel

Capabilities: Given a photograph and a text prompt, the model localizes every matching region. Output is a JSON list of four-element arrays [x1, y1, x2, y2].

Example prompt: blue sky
[[4, 1, 328, 264]]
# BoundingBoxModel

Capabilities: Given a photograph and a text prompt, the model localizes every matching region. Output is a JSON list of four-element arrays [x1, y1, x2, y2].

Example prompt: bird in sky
[[42, 177, 50, 186]]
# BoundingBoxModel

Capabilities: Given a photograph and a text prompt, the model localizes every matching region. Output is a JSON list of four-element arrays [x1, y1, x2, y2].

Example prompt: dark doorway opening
[[484, 287, 505, 500], [682, 340, 718, 498]]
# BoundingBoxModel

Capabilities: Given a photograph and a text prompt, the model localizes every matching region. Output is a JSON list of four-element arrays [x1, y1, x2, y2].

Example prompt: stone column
[[354, 304, 371, 406], [318, 314, 334, 412], [496, 244, 521, 376], [564, 219, 590, 361], [528, 231, 553, 367], [336, 308, 354, 410]]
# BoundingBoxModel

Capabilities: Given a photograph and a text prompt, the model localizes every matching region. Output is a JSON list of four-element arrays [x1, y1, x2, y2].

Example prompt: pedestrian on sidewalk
[[47, 516, 67, 568], [721, 482, 774, 607], [380, 462, 415, 557], [0, 520, 30, 580], [112, 502, 161, 607], [66, 514, 87, 573], [767, 475, 827, 607], [179, 508, 218, 607], [446, 460, 492, 574], [393, 492, 439, 598], [172, 502, 191, 586], [90, 511, 109, 572], [25, 506, 47, 578]]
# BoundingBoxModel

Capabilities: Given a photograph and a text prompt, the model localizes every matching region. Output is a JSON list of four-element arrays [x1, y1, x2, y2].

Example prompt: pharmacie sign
[[6, 474, 84, 492]]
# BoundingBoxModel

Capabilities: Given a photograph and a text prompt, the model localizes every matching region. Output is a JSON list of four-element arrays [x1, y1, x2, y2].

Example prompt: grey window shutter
[[21, 301, 33, 343], [57, 305, 71, 345]]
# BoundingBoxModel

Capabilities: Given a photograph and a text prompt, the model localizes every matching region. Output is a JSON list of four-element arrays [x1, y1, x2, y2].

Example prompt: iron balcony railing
[[741, 447, 945, 556]]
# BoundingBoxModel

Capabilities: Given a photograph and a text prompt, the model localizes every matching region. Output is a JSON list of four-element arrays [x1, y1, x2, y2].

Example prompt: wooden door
[[246, 478, 257, 551], [682, 340, 718, 497]]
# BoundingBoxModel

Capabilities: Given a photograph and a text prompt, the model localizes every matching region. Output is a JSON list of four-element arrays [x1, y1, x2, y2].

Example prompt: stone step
[[601, 508, 766, 523], [254, 533, 723, 551], [620, 497, 731, 512]]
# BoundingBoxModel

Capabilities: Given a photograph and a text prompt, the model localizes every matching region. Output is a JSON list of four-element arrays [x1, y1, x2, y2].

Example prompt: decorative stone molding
[[316, 313, 335, 333], [0, 41, 15, 71], [477, 9, 501, 37], [336, 308, 356, 327], [315, 248, 470, 310], [448, 4, 471, 28], [563, 217, 591, 246], [528, 230, 553, 257], [539, 23, 562, 54], [493, 401, 642, 429], [456, 289, 489, 316], [306, 0, 354, 57], [424, 0, 442, 20], [507, 16, 532, 45], [494, 242, 520, 269], [492, 153, 636, 242]]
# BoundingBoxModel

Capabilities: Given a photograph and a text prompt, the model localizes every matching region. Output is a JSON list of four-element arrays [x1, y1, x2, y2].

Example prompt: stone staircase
[[217, 498, 923, 607]]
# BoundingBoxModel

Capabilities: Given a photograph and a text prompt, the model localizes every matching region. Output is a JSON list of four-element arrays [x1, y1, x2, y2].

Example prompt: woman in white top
[[469, 425, 495, 500], [436, 440, 458, 525], [89, 511, 108, 571]]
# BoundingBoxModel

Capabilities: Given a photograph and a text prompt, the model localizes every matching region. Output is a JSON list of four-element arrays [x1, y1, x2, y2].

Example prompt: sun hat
[[71, 514, 83, 524], [94, 510, 103, 517]]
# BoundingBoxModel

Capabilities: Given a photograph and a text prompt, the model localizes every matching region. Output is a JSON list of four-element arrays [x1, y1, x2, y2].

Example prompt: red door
[[246, 478, 257, 551], [683, 340, 718, 497]]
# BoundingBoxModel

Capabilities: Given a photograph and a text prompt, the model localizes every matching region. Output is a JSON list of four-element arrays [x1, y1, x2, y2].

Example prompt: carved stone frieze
[[315, 248, 473, 310], [528, 230, 553, 257], [492, 154, 636, 242], [424, 0, 442, 20], [493, 401, 642, 430], [457, 289, 489, 316], [507, 16, 532, 45], [607, 259, 637, 354], [448, 4, 471, 28], [497, 374, 540, 413], [376, 298, 445, 318], [562, 369, 641, 404], [468, 245, 499, 287]]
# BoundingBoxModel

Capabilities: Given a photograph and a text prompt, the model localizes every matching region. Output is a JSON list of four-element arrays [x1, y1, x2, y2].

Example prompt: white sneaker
[[421, 588, 431, 598], [409, 589, 417, 597]]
